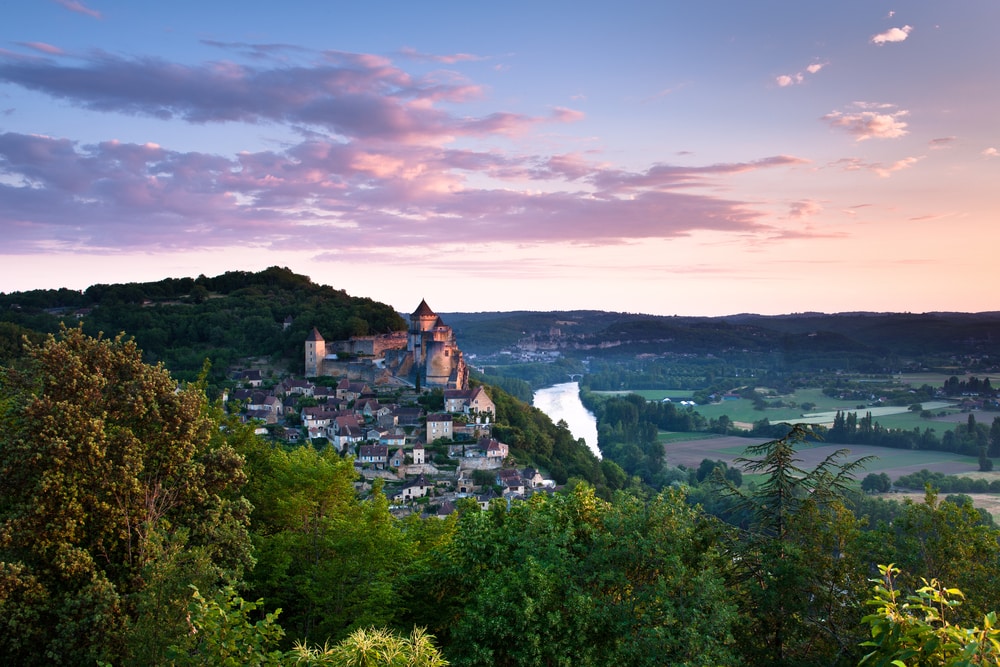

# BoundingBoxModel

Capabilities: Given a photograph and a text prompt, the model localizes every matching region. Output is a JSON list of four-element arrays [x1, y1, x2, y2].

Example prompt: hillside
[[0, 266, 406, 380]]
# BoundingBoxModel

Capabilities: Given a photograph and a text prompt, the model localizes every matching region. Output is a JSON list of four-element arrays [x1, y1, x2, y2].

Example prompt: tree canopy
[[0, 326, 252, 664]]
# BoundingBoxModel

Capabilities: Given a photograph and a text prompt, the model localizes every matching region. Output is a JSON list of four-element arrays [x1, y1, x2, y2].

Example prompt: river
[[532, 381, 601, 459]]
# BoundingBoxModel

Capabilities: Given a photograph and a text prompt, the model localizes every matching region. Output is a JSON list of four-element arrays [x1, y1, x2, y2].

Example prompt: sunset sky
[[2, 1, 998, 316]]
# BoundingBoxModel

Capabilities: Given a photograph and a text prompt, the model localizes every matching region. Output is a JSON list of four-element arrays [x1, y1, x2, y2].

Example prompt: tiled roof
[[412, 299, 435, 317]]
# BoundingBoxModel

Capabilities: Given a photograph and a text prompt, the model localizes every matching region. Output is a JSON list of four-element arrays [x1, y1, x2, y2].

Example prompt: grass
[[658, 431, 719, 444], [895, 372, 1000, 386], [594, 389, 696, 400]]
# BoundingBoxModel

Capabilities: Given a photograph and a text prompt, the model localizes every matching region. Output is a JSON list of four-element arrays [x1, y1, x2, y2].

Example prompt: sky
[[1, 1, 999, 316]]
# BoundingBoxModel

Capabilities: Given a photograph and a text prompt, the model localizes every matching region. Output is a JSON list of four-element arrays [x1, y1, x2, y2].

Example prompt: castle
[[305, 299, 469, 390]]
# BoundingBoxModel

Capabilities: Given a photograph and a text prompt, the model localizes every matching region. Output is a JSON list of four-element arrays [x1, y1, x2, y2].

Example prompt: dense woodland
[[4, 270, 1000, 665], [0, 267, 405, 382]]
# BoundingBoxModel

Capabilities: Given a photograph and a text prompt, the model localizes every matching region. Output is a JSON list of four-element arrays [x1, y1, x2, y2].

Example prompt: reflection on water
[[532, 381, 600, 459]]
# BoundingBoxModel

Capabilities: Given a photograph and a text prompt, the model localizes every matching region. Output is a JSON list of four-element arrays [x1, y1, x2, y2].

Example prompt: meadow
[[658, 434, 980, 480]]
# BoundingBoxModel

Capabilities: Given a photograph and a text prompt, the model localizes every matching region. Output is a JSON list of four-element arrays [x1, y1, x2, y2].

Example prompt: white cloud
[[983, 147, 999, 158], [871, 25, 913, 45], [822, 103, 909, 141], [775, 61, 826, 87], [829, 155, 921, 177]]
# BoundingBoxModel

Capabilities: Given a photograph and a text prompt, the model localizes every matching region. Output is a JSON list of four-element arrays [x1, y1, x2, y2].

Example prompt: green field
[[658, 431, 719, 444], [610, 385, 986, 438], [694, 398, 807, 425], [595, 389, 696, 401], [895, 372, 1000, 386]]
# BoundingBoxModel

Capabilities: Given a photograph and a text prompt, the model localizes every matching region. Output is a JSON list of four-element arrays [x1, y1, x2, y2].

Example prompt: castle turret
[[409, 299, 439, 366], [305, 327, 325, 377]]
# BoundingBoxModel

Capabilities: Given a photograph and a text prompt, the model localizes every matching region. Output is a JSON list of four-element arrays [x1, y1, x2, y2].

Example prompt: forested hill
[[444, 309, 1000, 366], [0, 266, 405, 380]]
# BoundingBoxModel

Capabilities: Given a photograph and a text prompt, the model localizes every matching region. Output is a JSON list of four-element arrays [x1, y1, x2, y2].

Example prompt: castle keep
[[306, 299, 468, 390]]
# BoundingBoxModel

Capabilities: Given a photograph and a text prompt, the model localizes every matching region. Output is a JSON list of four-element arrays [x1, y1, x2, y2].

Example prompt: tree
[[862, 472, 892, 494], [980, 447, 994, 472], [989, 416, 1000, 458], [246, 447, 414, 647], [167, 586, 286, 666], [859, 564, 1000, 666], [0, 326, 252, 664], [871, 489, 1000, 627], [717, 425, 873, 666], [434, 486, 738, 666]]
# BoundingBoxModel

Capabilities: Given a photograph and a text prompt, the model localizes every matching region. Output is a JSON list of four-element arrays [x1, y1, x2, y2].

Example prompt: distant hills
[[3, 267, 999, 377], [443, 309, 1000, 370]]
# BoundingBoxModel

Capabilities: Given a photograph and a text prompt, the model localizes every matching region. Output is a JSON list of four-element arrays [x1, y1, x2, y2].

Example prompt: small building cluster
[[226, 303, 555, 515]]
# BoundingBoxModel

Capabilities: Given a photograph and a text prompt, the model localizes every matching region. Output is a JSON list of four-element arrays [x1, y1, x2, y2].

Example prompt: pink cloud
[[0, 51, 539, 144], [52, 0, 102, 19], [17, 42, 65, 56], [398, 47, 487, 64], [828, 155, 921, 177], [0, 131, 810, 254], [789, 200, 822, 219], [551, 106, 584, 123]]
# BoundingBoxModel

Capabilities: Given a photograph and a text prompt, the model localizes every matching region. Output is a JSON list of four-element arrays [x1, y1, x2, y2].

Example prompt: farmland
[[659, 434, 982, 480]]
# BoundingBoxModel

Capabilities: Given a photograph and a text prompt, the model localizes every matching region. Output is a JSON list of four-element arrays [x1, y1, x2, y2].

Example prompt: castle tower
[[305, 327, 325, 377], [408, 299, 439, 367]]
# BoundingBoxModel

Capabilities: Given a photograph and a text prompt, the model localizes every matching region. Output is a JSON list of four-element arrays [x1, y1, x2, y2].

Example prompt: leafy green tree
[[990, 416, 1000, 458], [246, 447, 414, 647], [870, 489, 1000, 628], [717, 425, 873, 666], [859, 564, 1000, 666], [0, 326, 252, 664], [167, 586, 286, 666], [862, 472, 892, 494], [432, 486, 738, 666], [980, 447, 994, 472]]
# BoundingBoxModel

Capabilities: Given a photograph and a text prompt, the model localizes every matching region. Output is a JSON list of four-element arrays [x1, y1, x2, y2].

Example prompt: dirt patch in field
[[880, 491, 1000, 521], [661, 436, 979, 479]]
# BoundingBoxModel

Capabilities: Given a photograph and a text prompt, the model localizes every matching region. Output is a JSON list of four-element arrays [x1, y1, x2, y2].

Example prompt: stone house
[[358, 444, 388, 466], [481, 437, 509, 460], [496, 468, 526, 496], [426, 413, 453, 442], [390, 448, 406, 468], [396, 474, 432, 501], [336, 379, 371, 402], [444, 385, 496, 420], [379, 430, 407, 448]]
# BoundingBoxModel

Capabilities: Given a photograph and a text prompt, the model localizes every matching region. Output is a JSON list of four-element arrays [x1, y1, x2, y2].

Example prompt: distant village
[[226, 300, 556, 516]]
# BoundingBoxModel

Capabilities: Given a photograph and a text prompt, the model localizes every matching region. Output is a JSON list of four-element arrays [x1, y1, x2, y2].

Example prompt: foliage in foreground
[[169, 585, 447, 667], [861, 564, 1000, 666], [0, 326, 252, 664]]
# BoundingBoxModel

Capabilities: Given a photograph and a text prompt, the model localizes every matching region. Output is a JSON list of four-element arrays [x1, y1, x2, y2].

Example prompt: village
[[225, 300, 557, 516]]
